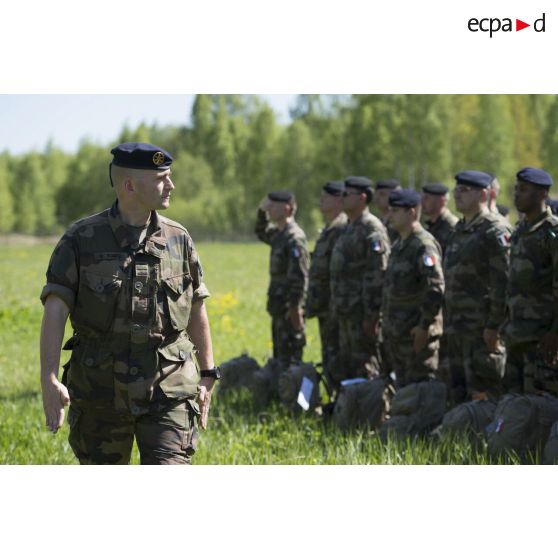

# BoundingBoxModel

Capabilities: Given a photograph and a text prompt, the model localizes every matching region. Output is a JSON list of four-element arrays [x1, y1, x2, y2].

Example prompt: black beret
[[455, 170, 493, 189], [422, 183, 449, 196], [389, 188, 422, 208], [268, 190, 294, 203], [110, 142, 173, 170], [345, 176, 373, 190], [375, 178, 401, 190], [322, 181, 345, 197], [517, 167, 553, 188], [546, 199, 558, 215]]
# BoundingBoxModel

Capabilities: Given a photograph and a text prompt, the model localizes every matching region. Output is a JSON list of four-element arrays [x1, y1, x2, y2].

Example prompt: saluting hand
[[41, 378, 70, 433]]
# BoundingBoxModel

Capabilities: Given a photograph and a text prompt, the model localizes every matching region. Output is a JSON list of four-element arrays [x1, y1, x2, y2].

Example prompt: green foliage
[[1, 94, 557, 238]]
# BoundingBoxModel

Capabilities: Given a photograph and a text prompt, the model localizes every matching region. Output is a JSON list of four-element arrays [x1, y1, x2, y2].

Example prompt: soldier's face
[[374, 189, 391, 212], [421, 193, 443, 215], [319, 192, 343, 214], [267, 201, 290, 222], [342, 188, 366, 212], [453, 185, 482, 213], [389, 206, 414, 231], [133, 169, 174, 210], [514, 181, 546, 213]]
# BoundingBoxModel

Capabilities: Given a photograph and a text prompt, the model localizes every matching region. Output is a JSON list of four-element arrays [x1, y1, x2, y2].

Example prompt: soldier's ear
[[125, 179, 135, 194]]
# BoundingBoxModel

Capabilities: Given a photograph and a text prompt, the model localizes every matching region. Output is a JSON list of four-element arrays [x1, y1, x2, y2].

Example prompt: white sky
[[0, 94, 297, 155]]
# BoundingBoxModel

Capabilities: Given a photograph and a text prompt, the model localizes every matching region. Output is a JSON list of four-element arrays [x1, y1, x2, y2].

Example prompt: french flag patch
[[371, 240, 382, 252], [423, 254, 436, 267]]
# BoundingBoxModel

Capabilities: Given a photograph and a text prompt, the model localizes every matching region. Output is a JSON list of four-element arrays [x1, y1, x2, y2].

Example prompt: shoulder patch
[[497, 232, 511, 247], [371, 239, 383, 252], [292, 246, 300, 258], [422, 253, 436, 267]]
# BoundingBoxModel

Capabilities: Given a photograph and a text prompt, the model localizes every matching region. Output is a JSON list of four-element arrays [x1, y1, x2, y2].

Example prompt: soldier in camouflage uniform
[[444, 170, 512, 404], [255, 191, 309, 364], [374, 179, 401, 245], [421, 183, 458, 257], [381, 189, 444, 387], [503, 167, 558, 396], [306, 181, 348, 377], [488, 176, 511, 224], [40, 143, 218, 465], [329, 176, 390, 384]]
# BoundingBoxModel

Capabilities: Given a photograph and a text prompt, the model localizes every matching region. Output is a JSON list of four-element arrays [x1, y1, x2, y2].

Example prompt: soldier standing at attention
[[421, 183, 458, 257], [330, 176, 390, 382], [444, 170, 512, 404], [306, 181, 348, 379], [381, 189, 444, 387], [40, 142, 218, 465], [255, 191, 309, 365], [373, 179, 401, 245], [503, 168, 558, 395]]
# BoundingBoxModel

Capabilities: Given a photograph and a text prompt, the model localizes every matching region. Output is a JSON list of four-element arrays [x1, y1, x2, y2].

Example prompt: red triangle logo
[[516, 19, 530, 31]]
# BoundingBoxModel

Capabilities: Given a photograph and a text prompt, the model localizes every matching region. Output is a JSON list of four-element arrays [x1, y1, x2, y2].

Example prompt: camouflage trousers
[[318, 313, 340, 372], [383, 334, 439, 388], [446, 334, 505, 404], [505, 340, 558, 397], [271, 313, 305, 364], [67, 398, 199, 465], [337, 315, 381, 381]]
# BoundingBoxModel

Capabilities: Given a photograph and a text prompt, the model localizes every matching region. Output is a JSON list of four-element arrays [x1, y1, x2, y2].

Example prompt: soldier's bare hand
[[288, 307, 304, 331], [197, 379, 215, 430], [539, 332, 558, 365], [258, 196, 271, 212], [483, 328, 501, 353], [41, 377, 70, 433], [411, 327, 429, 354]]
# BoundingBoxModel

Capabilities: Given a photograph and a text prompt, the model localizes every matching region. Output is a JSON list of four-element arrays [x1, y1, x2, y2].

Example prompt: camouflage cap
[[455, 170, 493, 189], [110, 142, 174, 170], [517, 167, 553, 188]]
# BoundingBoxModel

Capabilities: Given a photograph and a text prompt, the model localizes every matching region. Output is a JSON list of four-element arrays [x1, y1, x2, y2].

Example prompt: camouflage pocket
[[161, 273, 193, 331], [67, 405, 85, 462], [157, 336, 199, 398], [68, 344, 114, 403], [74, 271, 122, 333]]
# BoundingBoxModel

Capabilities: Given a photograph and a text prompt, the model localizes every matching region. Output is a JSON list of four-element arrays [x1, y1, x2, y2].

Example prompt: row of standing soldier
[[254, 168, 558, 425]]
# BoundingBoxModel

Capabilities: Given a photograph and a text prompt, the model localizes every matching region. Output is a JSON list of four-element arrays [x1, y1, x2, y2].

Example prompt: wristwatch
[[200, 366, 221, 380]]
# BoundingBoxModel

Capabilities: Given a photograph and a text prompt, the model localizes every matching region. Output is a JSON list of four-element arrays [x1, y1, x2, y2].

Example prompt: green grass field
[[0, 240, 515, 464]]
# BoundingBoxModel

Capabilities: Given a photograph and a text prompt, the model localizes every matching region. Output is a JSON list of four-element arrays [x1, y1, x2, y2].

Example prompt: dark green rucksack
[[251, 358, 285, 409], [486, 393, 558, 462], [278, 362, 321, 412], [437, 399, 497, 444], [333, 377, 391, 432], [217, 354, 260, 393], [379, 380, 447, 442]]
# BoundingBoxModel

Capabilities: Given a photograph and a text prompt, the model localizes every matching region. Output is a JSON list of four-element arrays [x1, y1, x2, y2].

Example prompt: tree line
[[1, 94, 558, 239]]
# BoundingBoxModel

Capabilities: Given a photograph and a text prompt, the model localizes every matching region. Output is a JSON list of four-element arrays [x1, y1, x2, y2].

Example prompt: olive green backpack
[[438, 399, 497, 444], [217, 354, 260, 393], [379, 380, 447, 442], [278, 362, 321, 412], [251, 358, 285, 409]]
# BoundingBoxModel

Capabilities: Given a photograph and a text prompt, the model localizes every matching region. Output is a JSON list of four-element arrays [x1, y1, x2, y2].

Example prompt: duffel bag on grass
[[218, 354, 260, 392], [278, 362, 321, 412], [486, 393, 558, 461], [438, 399, 497, 443], [251, 358, 285, 409], [380, 380, 447, 442], [333, 377, 390, 431]]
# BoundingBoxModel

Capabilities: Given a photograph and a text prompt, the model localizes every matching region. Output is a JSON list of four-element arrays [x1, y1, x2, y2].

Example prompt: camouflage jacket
[[443, 208, 512, 335], [40, 201, 209, 414], [306, 212, 348, 318], [424, 207, 458, 257], [381, 224, 444, 338], [330, 208, 390, 320], [504, 208, 558, 345], [255, 210, 309, 316]]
